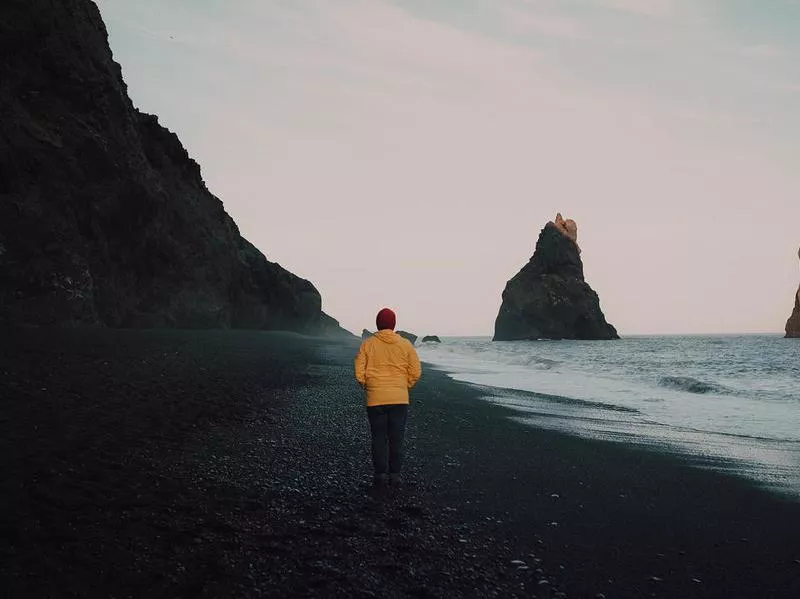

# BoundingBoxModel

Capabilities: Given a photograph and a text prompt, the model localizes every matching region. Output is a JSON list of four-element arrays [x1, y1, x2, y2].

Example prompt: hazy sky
[[95, 0, 799, 336]]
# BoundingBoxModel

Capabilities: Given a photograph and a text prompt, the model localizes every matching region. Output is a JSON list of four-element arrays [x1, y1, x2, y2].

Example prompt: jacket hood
[[374, 329, 400, 344]]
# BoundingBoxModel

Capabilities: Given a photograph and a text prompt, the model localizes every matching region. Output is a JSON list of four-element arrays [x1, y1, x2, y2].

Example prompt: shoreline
[[445, 377, 800, 503], [417, 334, 800, 502], [2, 328, 799, 598]]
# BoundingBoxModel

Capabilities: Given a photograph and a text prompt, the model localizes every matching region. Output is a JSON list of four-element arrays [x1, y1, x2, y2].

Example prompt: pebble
[[510, 560, 526, 566], [595, 594, 606, 599], [650, 576, 663, 582], [537, 579, 550, 586], [692, 578, 702, 583]]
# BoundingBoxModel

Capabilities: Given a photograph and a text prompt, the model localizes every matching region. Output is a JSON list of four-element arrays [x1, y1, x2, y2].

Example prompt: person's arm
[[354, 341, 368, 388], [407, 345, 422, 389]]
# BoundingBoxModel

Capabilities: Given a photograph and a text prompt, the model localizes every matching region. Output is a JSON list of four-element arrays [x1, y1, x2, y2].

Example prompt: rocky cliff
[[786, 247, 800, 338], [494, 214, 618, 341], [0, 0, 348, 335]]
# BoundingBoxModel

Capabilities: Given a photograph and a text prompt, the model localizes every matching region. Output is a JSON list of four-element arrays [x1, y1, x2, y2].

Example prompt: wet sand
[[2, 328, 799, 598]]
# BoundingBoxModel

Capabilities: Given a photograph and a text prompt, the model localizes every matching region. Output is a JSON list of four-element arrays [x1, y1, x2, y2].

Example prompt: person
[[354, 308, 422, 488]]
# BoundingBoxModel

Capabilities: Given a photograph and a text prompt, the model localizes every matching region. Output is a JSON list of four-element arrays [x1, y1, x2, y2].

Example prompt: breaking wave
[[658, 375, 727, 395]]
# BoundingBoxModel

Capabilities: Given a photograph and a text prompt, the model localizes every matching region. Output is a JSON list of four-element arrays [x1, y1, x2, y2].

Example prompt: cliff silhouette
[[0, 0, 347, 335], [786, 247, 800, 338], [494, 214, 618, 341]]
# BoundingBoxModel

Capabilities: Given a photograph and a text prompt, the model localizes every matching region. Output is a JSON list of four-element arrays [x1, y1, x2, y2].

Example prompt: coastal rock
[[422, 335, 442, 343], [397, 331, 418, 345], [553, 212, 579, 251], [0, 0, 348, 336], [361, 329, 373, 340], [786, 247, 800, 338], [493, 214, 618, 341]]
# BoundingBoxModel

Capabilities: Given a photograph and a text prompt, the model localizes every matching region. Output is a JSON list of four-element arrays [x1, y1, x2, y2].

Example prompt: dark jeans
[[367, 404, 408, 475]]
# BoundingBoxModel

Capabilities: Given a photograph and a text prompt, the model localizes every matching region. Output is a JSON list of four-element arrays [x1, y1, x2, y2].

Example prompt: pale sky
[[95, 0, 800, 336]]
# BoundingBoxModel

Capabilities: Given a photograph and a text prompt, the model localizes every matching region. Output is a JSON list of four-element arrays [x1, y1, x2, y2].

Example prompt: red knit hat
[[376, 308, 396, 331]]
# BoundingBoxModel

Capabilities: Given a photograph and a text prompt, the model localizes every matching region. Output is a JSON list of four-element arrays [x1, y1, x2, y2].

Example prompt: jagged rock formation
[[553, 213, 579, 251], [786, 247, 800, 338], [0, 0, 348, 335], [397, 331, 418, 345], [361, 329, 373, 340], [494, 214, 618, 341], [421, 335, 441, 343]]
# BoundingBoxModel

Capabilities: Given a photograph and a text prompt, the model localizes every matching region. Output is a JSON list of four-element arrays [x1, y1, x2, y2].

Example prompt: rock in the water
[[397, 331, 418, 345], [421, 335, 441, 343], [786, 247, 800, 338], [494, 214, 618, 341], [0, 0, 349, 336], [361, 329, 373, 340]]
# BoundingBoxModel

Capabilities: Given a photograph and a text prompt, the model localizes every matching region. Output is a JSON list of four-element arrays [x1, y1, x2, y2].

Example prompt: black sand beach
[[2, 329, 799, 598]]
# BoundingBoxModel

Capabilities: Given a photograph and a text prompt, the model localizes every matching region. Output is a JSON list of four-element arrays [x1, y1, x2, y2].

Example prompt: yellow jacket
[[354, 330, 422, 406]]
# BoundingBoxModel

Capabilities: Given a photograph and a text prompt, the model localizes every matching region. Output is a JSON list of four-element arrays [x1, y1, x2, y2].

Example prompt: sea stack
[[493, 214, 618, 341], [0, 0, 348, 336], [397, 331, 418, 345], [786, 247, 800, 338]]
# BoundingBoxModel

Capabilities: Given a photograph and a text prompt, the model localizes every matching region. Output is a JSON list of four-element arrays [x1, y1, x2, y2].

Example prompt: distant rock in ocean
[[786, 247, 800, 338], [493, 214, 618, 341], [397, 331, 418, 345], [0, 0, 349, 336], [421, 335, 441, 343], [362, 329, 416, 344]]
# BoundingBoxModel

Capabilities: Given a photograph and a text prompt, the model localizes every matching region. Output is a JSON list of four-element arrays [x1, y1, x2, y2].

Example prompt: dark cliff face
[[0, 0, 347, 335], [786, 249, 800, 338], [494, 222, 618, 341], [787, 292, 800, 338], [785, 248, 800, 339]]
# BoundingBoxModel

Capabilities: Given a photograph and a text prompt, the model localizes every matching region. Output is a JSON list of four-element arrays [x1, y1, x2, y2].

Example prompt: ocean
[[417, 335, 800, 499]]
